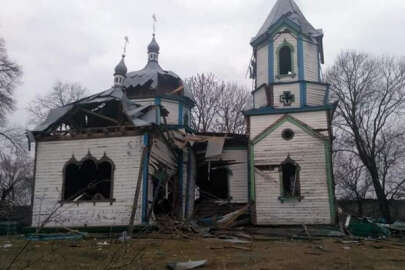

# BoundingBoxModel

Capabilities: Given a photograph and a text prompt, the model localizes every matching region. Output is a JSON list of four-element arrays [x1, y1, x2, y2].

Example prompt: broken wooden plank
[[128, 145, 148, 236]]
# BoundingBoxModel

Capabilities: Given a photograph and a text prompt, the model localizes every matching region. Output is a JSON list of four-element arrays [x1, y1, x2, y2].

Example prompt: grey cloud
[[1, 0, 404, 127]]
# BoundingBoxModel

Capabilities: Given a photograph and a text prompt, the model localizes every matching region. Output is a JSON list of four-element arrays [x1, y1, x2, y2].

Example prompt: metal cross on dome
[[280, 91, 295, 106]]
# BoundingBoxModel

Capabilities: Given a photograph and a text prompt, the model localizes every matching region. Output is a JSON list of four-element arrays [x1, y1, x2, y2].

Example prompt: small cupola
[[113, 55, 127, 87], [147, 34, 160, 63]]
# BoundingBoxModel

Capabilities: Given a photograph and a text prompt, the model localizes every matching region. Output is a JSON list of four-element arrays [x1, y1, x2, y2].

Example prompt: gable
[[252, 114, 327, 145]]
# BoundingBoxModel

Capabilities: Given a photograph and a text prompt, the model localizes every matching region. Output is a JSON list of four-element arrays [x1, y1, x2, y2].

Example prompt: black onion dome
[[147, 34, 160, 53], [124, 61, 183, 98], [114, 56, 127, 76]]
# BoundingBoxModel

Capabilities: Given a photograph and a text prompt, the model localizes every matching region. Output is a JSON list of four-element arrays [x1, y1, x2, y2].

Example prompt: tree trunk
[[357, 199, 363, 217], [370, 173, 392, 223]]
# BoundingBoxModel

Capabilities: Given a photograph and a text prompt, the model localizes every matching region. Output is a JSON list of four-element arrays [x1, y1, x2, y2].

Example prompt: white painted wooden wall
[[253, 121, 332, 225], [208, 149, 249, 203], [32, 136, 144, 228], [256, 44, 268, 86], [250, 110, 328, 138]]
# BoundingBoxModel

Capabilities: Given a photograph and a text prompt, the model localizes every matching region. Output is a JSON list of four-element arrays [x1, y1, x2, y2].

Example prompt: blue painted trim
[[297, 35, 306, 107], [178, 102, 184, 125], [324, 84, 330, 105], [251, 17, 303, 47], [300, 82, 307, 107], [178, 150, 184, 218], [253, 92, 256, 108], [141, 134, 150, 224], [243, 103, 337, 116], [317, 46, 322, 82], [185, 150, 192, 218], [155, 97, 161, 125], [246, 144, 251, 204], [268, 41, 274, 84], [297, 35, 304, 81], [251, 81, 329, 95]]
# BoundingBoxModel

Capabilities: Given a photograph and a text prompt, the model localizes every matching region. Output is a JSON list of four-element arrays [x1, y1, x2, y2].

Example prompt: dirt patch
[[1, 236, 405, 270]]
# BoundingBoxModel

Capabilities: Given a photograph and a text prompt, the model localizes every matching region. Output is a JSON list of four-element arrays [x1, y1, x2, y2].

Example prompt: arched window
[[280, 156, 301, 199], [63, 153, 114, 202], [279, 46, 292, 75]]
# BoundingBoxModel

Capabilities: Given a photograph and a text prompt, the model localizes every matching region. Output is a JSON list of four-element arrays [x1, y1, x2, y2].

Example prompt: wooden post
[[128, 146, 148, 236]]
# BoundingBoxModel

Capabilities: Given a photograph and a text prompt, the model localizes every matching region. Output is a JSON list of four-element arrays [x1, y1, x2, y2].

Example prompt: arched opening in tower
[[279, 46, 292, 75]]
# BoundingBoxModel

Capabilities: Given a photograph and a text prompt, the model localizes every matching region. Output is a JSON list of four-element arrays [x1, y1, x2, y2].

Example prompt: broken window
[[196, 162, 230, 201], [63, 153, 114, 202], [279, 46, 292, 75], [280, 156, 300, 199]]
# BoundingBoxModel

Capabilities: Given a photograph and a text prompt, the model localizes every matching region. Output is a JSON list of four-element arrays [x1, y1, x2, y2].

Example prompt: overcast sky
[[1, 0, 405, 127]]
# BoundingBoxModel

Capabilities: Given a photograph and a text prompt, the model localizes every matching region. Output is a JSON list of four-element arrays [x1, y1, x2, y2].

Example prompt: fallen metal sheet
[[167, 260, 207, 270], [346, 216, 391, 238], [387, 221, 405, 231], [25, 232, 87, 241], [222, 238, 251, 244], [205, 137, 225, 158]]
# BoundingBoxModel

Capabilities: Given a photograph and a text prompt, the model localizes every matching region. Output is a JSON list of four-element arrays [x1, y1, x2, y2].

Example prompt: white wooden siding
[[134, 98, 155, 106], [303, 41, 319, 82], [256, 44, 268, 86], [32, 136, 144, 228], [249, 110, 328, 138], [254, 121, 332, 225], [161, 100, 179, 125], [307, 83, 327, 106], [254, 86, 267, 108]]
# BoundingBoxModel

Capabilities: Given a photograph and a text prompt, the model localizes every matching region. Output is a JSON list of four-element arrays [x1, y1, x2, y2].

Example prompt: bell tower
[[245, 0, 336, 225]]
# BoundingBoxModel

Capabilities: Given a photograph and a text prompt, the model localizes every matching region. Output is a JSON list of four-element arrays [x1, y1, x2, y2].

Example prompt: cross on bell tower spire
[[113, 36, 128, 87]]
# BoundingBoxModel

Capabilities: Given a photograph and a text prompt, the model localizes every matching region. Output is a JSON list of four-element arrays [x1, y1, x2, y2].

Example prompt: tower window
[[279, 156, 301, 199], [279, 46, 292, 75]]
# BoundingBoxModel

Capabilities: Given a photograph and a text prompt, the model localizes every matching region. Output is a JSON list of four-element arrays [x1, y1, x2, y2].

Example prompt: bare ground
[[1, 235, 405, 270]]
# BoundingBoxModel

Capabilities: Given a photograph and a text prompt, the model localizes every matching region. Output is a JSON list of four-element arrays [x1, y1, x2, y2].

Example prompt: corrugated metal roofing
[[31, 87, 155, 133]]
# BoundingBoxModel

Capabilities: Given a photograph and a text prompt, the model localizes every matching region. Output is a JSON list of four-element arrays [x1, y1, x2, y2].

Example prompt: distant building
[[28, 0, 336, 229]]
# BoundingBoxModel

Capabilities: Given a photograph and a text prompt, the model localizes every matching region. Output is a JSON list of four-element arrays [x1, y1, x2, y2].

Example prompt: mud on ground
[[1, 235, 405, 270]]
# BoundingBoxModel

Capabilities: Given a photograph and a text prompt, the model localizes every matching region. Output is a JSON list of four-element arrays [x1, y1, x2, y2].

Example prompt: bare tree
[[326, 51, 405, 223], [0, 38, 22, 152], [186, 73, 223, 132], [27, 80, 88, 124], [334, 151, 372, 216], [0, 38, 21, 126], [186, 73, 251, 134], [0, 152, 33, 205], [214, 82, 251, 134]]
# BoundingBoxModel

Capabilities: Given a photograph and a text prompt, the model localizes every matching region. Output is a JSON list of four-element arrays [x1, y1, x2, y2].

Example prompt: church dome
[[114, 56, 127, 76], [147, 34, 160, 53], [124, 34, 189, 99]]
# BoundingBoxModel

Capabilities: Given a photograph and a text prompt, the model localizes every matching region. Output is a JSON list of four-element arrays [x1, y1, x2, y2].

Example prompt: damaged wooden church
[[28, 0, 336, 229]]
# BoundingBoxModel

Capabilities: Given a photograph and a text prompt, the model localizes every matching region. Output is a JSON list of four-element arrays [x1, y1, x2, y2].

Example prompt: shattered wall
[[207, 149, 249, 203], [32, 136, 144, 228]]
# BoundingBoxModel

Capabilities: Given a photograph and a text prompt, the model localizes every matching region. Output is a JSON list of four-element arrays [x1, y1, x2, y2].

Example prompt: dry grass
[[1, 236, 405, 270]]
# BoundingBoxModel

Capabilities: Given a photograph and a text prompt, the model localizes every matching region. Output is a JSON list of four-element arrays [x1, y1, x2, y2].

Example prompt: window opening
[[282, 129, 295, 141], [63, 153, 114, 202], [279, 46, 292, 75], [280, 156, 300, 198]]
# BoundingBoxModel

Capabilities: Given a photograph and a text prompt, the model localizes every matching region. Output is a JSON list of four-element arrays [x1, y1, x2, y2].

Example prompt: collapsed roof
[[30, 87, 157, 136]]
